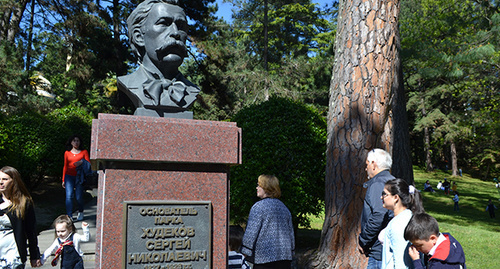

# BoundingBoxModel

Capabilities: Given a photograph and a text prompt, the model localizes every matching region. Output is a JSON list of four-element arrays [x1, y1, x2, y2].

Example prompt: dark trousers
[[61, 244, 84, 269]]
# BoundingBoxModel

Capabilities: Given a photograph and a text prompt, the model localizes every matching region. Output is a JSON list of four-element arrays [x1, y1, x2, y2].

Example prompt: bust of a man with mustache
[[117, 0, 200, 118]]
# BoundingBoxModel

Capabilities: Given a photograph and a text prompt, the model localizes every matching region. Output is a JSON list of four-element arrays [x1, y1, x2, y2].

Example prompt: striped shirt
[[228, 251, 250, 269]]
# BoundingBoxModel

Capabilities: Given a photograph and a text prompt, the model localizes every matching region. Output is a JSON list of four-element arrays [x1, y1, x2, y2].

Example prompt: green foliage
[[401, 0, 499, 173], [0, 41, 26, 106], [0, 106, 92, 188], [188, 19, 334, 121], [231, 0, 333, 68], [230, 96, 326, 228]]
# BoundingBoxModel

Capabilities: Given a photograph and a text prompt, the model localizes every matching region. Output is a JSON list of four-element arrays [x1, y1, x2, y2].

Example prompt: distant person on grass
[[486, 199, 496, 218], [442, 179, 451, 195], [424, 180, 436, 192], [452, 192, 460, 212], [404, 213, 466, 269], [437, 181, 443, 191], [359, 149, 395, 269], [451, 181, 457, 193]]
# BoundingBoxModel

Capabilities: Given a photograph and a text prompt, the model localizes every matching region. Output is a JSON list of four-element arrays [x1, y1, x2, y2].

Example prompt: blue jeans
[[367, 256, 382, 269], [64, 175, 84, 216]]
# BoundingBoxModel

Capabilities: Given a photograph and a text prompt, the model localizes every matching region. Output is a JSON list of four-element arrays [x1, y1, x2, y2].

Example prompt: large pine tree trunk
[[313, 0, 406, 267], [389, 48, 413, 182]]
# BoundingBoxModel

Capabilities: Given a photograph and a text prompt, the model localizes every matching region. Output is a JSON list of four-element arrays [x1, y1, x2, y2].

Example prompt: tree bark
[[0, 0, 30, 42], [421, 96, 433, 172], [113, 0, 122, 76], [313, 0, 405, 267], [424, 126, 432, 171], [389, 46, 413, 182], [25, 0, 35, 73], [450, 141, 458, 176]]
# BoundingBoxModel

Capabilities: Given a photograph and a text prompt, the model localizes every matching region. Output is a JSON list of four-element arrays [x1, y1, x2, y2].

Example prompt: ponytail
[[385, 178, 425, 214]]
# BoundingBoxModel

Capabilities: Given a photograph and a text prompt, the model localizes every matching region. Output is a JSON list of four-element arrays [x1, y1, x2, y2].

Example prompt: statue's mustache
[[155, 40, 187, 58]]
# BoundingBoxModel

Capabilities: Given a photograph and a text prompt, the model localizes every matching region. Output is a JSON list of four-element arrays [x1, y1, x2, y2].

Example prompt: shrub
[[0, 106, 92, 188], [230, 96, 326, 228]]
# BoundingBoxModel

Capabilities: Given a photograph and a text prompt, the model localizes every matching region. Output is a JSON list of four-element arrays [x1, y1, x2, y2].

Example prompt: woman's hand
[[74, 159, 83, 167], [30, 259, 42, 267], [62, 181, 65, 188], [408, 245, 421, 261]]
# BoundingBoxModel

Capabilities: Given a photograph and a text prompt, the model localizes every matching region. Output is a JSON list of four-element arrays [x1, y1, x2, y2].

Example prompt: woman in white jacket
[[380, 178, 424, 269]]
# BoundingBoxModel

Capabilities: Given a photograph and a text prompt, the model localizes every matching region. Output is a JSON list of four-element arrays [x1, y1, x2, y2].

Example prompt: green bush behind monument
[[0, 106, 92, 187], [230, 96, 327, 228]]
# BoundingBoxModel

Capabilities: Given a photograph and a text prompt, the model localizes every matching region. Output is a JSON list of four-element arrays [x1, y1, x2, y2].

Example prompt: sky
[[215, 0, 333, 22]]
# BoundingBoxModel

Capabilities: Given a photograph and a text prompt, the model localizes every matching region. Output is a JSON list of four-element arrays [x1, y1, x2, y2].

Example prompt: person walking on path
[[359, 148, 395, 269], [41, 215, 90, 268], [0, 166, 42, 268], [63, 134, 90, 221]]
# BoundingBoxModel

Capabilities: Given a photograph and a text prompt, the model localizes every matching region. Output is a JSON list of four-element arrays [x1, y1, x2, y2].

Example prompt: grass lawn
[[297, 167, 500, 268], [413, 167, 500, 268]]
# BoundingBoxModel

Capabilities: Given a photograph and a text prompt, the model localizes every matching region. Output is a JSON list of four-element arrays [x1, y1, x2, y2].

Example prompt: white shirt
[[382, 209, 414, 269]]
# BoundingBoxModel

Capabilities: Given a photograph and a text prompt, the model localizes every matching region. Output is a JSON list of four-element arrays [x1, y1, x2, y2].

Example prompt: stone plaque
[[123, 201, 212, 269]]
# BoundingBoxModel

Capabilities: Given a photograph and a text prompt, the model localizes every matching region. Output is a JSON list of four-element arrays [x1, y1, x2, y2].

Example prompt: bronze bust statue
[[118, 0, 199, 118]]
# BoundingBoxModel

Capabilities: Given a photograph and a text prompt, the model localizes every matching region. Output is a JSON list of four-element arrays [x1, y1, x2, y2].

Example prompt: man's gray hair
[[127, 0, 181, 62], [366, 148, 392, 170]]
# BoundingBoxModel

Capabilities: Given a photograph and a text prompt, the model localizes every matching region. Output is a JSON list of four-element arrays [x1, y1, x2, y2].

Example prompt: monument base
[[90, 114, 241, 268]]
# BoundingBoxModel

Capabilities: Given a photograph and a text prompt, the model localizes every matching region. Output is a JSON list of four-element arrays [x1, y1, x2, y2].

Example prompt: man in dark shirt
[[358, 148, 395, 269]]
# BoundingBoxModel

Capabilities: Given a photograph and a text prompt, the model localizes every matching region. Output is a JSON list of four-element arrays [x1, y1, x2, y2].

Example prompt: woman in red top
[[62, 135, 90, 221]]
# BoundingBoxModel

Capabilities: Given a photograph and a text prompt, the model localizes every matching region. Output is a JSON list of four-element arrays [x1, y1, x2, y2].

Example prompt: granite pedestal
[[90, 114, 241, 268]]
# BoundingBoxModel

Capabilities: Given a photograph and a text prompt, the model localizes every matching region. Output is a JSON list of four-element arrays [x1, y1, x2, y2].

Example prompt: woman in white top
[[380, 178, 424, 269]]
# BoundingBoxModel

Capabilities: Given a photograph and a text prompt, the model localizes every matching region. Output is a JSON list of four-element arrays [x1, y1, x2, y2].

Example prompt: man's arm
[[359, 182, 389, 251]]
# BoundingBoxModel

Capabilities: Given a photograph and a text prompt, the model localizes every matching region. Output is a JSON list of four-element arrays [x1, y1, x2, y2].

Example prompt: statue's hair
[[127, 0, 181, 62]]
